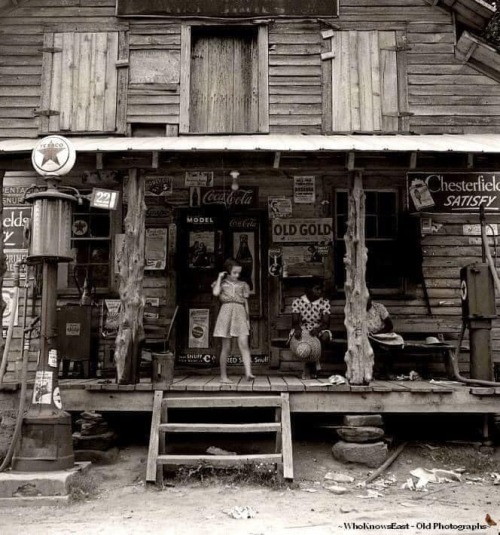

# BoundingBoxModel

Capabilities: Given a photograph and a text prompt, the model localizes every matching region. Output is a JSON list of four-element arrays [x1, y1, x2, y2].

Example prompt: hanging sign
[[145, 228, 168, 270], [294, 176, 316, 204], [188, 309, 210, 349], [272, 218, 333, 243], [90, 188, 119, 210], [31, 135, 76, 177], [408, 172, 500, 212]]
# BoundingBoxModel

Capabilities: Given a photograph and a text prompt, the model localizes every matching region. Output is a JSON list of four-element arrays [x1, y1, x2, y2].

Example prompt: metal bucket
[[151, 351, 175, 389]]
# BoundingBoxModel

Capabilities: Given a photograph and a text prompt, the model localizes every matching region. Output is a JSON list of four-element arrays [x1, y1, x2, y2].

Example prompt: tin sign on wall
[[272, 218, 333, 243], [408, 173, 500, 212]]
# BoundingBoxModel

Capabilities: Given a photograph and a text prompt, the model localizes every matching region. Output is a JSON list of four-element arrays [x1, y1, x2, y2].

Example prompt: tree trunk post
[[0, 171, 6, 372], [115, 168, 146, 384], [343, 171, 373, 385]]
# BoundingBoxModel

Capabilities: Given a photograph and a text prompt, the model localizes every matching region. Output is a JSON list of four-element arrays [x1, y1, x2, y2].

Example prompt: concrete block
[[337, 426, 385, 443], [332, 441, 388, 468], [0, 462, 90, 498], [343, 415, 383, 427]]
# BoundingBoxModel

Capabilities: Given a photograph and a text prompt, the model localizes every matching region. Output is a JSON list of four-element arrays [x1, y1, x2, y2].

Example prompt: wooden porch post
[[0, 171, 6, 372], [115, 168, 146, 384], [343, 171, 374, 385]]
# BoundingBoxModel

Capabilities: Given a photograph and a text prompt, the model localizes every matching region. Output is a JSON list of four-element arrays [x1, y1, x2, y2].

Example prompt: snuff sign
[[272, 218, 333, 243]]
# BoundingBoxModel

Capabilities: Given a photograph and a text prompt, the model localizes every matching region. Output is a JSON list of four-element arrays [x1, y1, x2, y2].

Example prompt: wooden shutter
[[39, 32, 124, 134], [331, 31, 407, 133]]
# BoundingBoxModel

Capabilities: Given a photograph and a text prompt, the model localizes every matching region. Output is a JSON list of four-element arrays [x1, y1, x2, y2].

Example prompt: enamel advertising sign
[[408, 173, 500, 213]]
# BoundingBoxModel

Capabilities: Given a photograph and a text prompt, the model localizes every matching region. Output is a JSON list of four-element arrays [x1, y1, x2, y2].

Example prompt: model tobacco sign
[[408, 172, 500, 213]]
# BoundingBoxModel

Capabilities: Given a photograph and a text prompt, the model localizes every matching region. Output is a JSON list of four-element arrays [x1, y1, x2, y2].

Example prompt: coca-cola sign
[[200, 187, 258, 208], [229, 217, 258, 230]]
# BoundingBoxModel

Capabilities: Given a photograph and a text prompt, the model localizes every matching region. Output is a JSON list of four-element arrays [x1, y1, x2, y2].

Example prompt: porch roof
[[2, 134, 500, 155]]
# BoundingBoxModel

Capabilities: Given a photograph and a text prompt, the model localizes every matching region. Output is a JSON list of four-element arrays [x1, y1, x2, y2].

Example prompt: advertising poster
[[233, 231, 256, 294], [32, 370, 53, 405], [145, 175, 173, 196], [2, 288, 19, 327], [102, 299, 121, 338], [189, 231, 214, 268], [185, 171, 214, 187], [268, 196, 292, 219], [272, 218, 333, 243], [294, 176, 316, 204], [145, 228, 168, 270], [407, 172, 500, 212], [188, 308, 210, 348], [144, 297, 160, 320]]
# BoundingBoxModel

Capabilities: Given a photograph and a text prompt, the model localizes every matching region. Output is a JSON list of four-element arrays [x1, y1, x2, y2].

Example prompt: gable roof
[[426, 0, 495, 31]]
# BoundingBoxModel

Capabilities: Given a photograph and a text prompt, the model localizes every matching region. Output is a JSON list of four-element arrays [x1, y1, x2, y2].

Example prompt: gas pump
[[460, 263, 496, 381]]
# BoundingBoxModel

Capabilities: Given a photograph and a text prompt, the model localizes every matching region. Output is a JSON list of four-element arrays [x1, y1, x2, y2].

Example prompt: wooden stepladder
[[146, 392, 294, 484]]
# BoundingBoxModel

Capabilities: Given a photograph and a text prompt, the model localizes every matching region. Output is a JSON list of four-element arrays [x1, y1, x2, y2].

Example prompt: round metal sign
[[31, 135, 76, 177]]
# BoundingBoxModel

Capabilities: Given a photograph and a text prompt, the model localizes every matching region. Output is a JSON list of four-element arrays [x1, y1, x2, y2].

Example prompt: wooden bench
[[270, 314, 458, 378]]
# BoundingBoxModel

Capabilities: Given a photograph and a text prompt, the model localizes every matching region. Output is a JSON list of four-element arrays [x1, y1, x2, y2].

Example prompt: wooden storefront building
[[0, 0, 500, 417]]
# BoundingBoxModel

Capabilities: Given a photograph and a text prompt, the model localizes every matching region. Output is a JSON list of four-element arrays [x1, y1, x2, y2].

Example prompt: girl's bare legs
[[237, 335, 255, 380], [220, 338, 232, 383]]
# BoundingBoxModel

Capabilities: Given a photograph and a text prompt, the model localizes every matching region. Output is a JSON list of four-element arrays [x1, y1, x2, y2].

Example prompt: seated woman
[[290, 278, 333, 379]]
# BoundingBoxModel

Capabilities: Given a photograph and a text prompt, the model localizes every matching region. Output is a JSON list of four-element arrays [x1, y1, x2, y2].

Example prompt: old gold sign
[[272, 218, 333, 243]]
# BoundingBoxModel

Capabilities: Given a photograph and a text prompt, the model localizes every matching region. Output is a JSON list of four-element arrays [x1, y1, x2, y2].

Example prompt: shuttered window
[[330, 31, 408, 133], [180, 25, 269, 134], [39, 32, 128, 134]]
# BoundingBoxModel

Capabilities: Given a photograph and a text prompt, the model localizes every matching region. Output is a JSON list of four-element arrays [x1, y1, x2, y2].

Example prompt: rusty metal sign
[[117, 0, 337, 17]]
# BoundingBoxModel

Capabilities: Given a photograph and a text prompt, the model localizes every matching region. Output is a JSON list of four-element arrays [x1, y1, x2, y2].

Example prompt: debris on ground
[[324, 485, 348, 495], [355, 489, 384, 498], [402, 467, 462, 491], [328, 375, 346, 385], [224, 506, 257, 519], [324, 472, 355, 484], [340, 506, 357, 513], [396, 371, 421, 381], [491, 473, 500, 485], [206, 446, 237, 456]]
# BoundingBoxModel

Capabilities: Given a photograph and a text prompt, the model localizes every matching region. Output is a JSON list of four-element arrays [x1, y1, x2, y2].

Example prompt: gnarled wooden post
[[115, 168, 146, 384], [344, 171, 373, 385]]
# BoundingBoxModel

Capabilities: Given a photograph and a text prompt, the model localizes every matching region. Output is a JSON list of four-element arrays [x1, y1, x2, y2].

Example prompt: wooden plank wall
[[1, 0, 500, 137]]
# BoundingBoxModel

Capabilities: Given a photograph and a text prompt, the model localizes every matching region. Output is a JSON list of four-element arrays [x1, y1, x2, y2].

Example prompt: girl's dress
[[213, 279, 250, 338]]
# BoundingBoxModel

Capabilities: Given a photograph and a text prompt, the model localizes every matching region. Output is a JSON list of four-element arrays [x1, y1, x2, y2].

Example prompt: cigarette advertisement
[[188, 309, 210, 348]]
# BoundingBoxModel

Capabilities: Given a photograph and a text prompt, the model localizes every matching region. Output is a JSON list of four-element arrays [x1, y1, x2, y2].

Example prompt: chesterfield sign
[[116, 0, 337, 17], [408, 173, 500, 213]]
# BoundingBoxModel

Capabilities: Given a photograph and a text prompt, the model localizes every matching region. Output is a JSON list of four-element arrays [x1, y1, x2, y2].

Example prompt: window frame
[[179, 23, 269, 135], [57, 192, 122, 295], [334, 188, 403, 294]]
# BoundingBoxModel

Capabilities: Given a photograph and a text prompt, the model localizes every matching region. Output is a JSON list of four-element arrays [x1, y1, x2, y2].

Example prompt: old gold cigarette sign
[[272, 218, 333, 243], [408, 173, 500, 212]]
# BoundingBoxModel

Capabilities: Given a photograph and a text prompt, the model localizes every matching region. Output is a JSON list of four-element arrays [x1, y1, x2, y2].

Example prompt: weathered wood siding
[[1, 0, 500, 137]]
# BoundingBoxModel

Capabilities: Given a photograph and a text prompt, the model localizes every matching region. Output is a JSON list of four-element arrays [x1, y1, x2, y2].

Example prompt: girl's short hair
[[223, 258, 241, 273]]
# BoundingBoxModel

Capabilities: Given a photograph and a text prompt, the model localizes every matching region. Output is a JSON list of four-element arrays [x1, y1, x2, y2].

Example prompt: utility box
[[57, 305, 92, 376], [460, 263, 496, 320]]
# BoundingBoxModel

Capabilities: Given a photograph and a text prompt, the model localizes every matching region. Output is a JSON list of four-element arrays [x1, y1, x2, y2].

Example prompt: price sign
[[90, 188, 119, 210]]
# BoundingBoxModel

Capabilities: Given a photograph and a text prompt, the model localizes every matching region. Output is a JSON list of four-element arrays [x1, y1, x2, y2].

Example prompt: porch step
[[146, 392, 294, 484], [159, 422, 281, 433]]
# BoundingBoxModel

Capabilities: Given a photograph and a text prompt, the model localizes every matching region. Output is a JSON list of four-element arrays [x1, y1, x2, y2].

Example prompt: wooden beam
[[152, 151, 159, 169], [467, 152, 474, 169], [346, 151, 356, 171], [409, 152, 417, 170], [96, 153, 104, 171], [273, 151, 281, 169]]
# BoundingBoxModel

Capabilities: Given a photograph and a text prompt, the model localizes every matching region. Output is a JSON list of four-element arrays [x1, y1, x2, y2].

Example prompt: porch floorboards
[[2, 375, 500, 414]]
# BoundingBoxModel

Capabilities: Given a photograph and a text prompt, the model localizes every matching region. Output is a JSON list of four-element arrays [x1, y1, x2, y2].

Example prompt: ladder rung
[[157, 453, 282, 466], [162, 396, 282, 409], [159, 422, 281, 433]]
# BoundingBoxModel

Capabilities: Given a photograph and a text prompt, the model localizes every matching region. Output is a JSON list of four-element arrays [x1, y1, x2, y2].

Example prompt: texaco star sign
[[31, 135, 76, 177]]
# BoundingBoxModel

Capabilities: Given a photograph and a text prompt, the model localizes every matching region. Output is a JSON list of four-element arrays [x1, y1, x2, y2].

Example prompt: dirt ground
[[0, 437, 500, 535]]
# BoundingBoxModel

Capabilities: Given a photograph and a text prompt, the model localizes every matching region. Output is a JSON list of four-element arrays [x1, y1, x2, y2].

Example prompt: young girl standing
[[212, 258, 255, 383]]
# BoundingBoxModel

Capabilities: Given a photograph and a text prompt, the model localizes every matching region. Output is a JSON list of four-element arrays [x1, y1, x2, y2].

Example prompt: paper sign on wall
[[294, 176, 316, 204], [268, 196, 292, 219], [188, 309, 210, 349], [145, 228, 168, 270]]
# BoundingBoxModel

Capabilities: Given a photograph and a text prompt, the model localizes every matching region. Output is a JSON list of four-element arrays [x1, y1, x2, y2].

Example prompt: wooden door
[[189, 27, 259, 133], [175, 208, 268, 369]]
